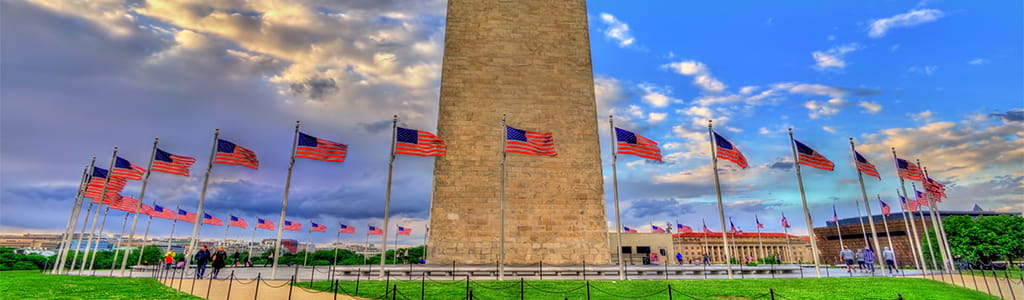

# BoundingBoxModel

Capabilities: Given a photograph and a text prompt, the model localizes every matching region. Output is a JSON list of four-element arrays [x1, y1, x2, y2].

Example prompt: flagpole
[[55, 161, 93, 274], [81, 147, 119, 274], [701, 218, 709, 260], [499, 114, 508, 281], [422, 225, 428, 262], [247, 220, 257, 265], [304, 223, 311, 266], [68, 193, 95, 273], [608, 115, 626, 280], [896, 189, 922, 271], [850, 139, 886, 276], [877, 195, 898, 272], [892, 148, 926, 271], [273, 122, 301, 279], [911, 182, 939, 272], [392, 228, 399, 264], [833, 204, 845, 254], [708, 120, 733, 279], [185, 129, 220, 275], [167, 205, 179, 252], [110, 207, 132, 275], [136, 200, 157, 266], [382, 115, 397, 278], [755, 215, 766, 262], [853, 197, 869, 246], [87, 205, 112, 271], [788, 129, 821, 277], [333, 223, 341, 268], [221, 211, 231, 247], [782, 213, 795, 264], [363, 230, 370, 266], [919, 164, 955, 273], [120, 138, 159, 274]]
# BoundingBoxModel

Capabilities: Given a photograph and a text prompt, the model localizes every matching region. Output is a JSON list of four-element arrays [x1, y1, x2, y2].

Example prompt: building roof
[[671, 232, 802, 238], [823, 209, 1020, 227]]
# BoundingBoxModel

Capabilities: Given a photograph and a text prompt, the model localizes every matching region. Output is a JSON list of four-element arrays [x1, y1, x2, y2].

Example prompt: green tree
[[944, 215, 1024, 265]]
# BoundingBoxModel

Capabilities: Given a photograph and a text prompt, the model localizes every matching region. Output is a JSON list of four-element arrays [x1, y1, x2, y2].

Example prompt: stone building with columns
[[608, 231, 811, 265]]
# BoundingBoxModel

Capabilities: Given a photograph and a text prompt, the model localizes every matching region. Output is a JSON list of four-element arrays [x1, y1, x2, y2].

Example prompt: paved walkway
[[922, 273, 1023, 299], [158, 276, 359, 300]]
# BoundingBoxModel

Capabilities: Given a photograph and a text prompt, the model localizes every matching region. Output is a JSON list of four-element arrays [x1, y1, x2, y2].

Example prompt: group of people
[[839, 245, 899, 275], [162, 245, 245, 279]]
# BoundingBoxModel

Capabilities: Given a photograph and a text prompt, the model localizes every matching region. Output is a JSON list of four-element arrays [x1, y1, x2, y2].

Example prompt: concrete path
[[923, 273, 1023, 300], [158, 276, 360, 300]]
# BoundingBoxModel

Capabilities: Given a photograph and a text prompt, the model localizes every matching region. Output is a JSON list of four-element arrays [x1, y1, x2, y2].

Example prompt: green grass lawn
[[304, 277, 998, 300], [0, 270, 200, 299]]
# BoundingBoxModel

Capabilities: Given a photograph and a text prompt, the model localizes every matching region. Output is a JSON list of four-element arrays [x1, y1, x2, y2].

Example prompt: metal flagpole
[[708, 120, 733, 279], [185, 129, 220, 274], [788, 129, 822, 277], [877, 195, 898, 272], [850, 139, 887, 276], [701, 218, 709, 258], [247, 221, 257, 264], [121, 138, 159, 273], [68, 192, 96, 273], [304, 224, 311, 266], [911, 182, 939, 272], [755, 215, 766, 262], [55, 161, 93, 274], [222, 211, 231, 247], [608, 116, 626, 280], [782, 214, 795, 264], [110, 208, 131, 275], [834, 205, 845, 251], [167, 205, 180, 252], [422, 225, 428, 262], [363, 230, 370, 266], [392, 228, 399, 264], [333, 224, 341, 267], [87, 205, 112, 271], [81, 147, 119, 274], [273, 122, 301, 279], [136, 200, 155, 266], [891, 148, 926, 271], [896, 189, 921, 270], [919, 164, 955, 273], [499, 114, 508, 281], [853, 198, 869, 246], [379, 115, 398, 279]]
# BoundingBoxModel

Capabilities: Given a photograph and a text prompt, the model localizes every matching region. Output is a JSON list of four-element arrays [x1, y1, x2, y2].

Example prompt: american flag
[[755, 215, 764, 229], [152, 148, 196, 176], [925, 177, 947, 201], [368, 226, 383, 235], [229, 216, 248, 229], [176, 209, 197, 223], [283, 220, 301, 231], [109, 196, 139, 212], [794, 140, 834, 171], [214, 139, 259, 169], [397, 226, 412, 235], [311, 222, 327, 232], [713, 131, 748, 168], [915, 190, 927, 207], [112, 157, 146, 180], [339, 224, 356, 234], [615, 127, 662, 161], [879, 200, 891, 216], [257, 218, 275, 230], [729, 218, 739, 233], [140, 203, 154, 216], [84, 167, 126, 200], [91, 192, 122, 205], [900, 195, 917, 212], [703, 219, 714, 234], [677, 224, 693, 233], [296, 132, 348, 162], [396, 127, 446, 157], [148, 205, 176, 220], [651, 225, 666, 233], [854, 151, 881, 179], [831, 205, 840, 223], [895, 158, 923, 181], [624, 226, 637, 233], [203, 213, 223, 226], [780, 215, 791, 228], [505, 125, 556, 156]]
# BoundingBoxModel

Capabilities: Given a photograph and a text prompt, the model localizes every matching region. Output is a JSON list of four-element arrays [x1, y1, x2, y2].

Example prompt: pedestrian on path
[[194, 246, 211, 279], [211, 246, 227, 279], [840, 245, 855, 273], [882, 247, 897, 274], [863, 247, 876, 273]]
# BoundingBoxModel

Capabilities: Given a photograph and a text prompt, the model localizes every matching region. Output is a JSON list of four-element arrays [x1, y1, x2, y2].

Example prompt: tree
[[944, 215, 1024, 265]]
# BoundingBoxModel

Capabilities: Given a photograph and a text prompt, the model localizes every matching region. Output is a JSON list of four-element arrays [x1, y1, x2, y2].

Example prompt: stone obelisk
[[428, 0, 609, 264]]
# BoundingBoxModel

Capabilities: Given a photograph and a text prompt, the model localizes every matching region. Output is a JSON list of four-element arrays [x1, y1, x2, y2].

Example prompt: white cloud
[[804, 98, 850, 119], [868, 9, 944, 38], [909, 110, 935, 122], [739, 86, 759, 95], [907, 65, 939, 75], [599, 13, 635, 47], [638, 83, 681, 108], [648, 112, 668, 124], [968, 58, 989, 66], [858, 101, 882, 114], [812, 43, 860, 70], [822, 126, 838, 133], [594, 76, 627, 116], [663, 60, 726, 93]]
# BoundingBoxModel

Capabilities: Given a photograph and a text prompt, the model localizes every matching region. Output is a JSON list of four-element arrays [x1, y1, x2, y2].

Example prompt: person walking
[[840, 245, 855, 273], [702, 253, 710, 266], [194, 246, 211, 279], [231, 251, 241, 266], [863, 247, 876, 274], [855, 249, 865, 272], [882, 247, 897, 275], [263, 249, 274, 267], [164, 251, 176, 269], [211, 246, 227, 279], [675, 252, 684, 265]]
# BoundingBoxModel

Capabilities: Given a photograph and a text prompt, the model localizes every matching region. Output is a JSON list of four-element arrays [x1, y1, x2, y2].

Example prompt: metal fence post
[[585, 281, 591, 300], [333, 279, 339, 300], [253, 273, 261, 300], [520, 278, 525, 300], [421, 275, 426, 300], [288, 275, 295, 300], [1003, 268, 1016, 300], [206, 273, 213, 299], [384, 271, 391, 298], [355, 269, 361, 296], [226, 271, 234, 300], [770, 288, 775, 300], [465, 275, 470, 299], [668, 284, 673, 300], [310, 265, 316, 288]]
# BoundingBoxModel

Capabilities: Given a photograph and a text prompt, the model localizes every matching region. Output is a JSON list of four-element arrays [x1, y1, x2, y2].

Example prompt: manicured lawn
[[0, 270, 199, 299], [305, 277, 998, 299]]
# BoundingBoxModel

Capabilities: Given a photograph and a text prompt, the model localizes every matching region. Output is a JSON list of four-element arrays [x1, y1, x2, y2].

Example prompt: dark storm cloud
[[769, 161, 794, 170], [290, 77, 339, 100], [359, 120, 395, 134], [989, 109, 1024, 122], [628, 198, 697, 218]]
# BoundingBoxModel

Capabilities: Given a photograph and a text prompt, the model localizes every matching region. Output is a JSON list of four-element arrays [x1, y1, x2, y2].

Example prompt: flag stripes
[[339, 224, 356, 234], [148, 205, 176, 220], [396, 127, 446, 156], [112, 157, 146, 180], [795, 140, 834, 171], [176, 209, 198, 223], [214, 139, 259, 169], [312, 222, 327, 232], [229, 216, 248, 228], [152, 148, 196, 176], [854, 151, 881, 179], [296, 132, 348, 162], [203, 213, 223, 226], [505, 126, 556, 156], [283, 220, 301, 231], [895, 158, 923, 181], [368, 226, 383, 235], [713, 131, 748, 168], [397, 226, 412, 235], [256, 218, 275, 230]]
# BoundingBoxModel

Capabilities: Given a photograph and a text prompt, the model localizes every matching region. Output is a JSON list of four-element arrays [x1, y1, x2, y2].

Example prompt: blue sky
[[1, 0, 1021, 247]]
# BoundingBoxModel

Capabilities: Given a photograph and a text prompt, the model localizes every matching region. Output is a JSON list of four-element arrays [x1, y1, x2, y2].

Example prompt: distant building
[[261, 239, 299, 253], [813, 205, 1020, 267], [607, 231, 812, 265], [0, 233, 62, 249]]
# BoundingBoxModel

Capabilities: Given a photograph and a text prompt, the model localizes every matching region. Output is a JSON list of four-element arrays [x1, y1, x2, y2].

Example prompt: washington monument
[[428, 0, 609, 264]]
